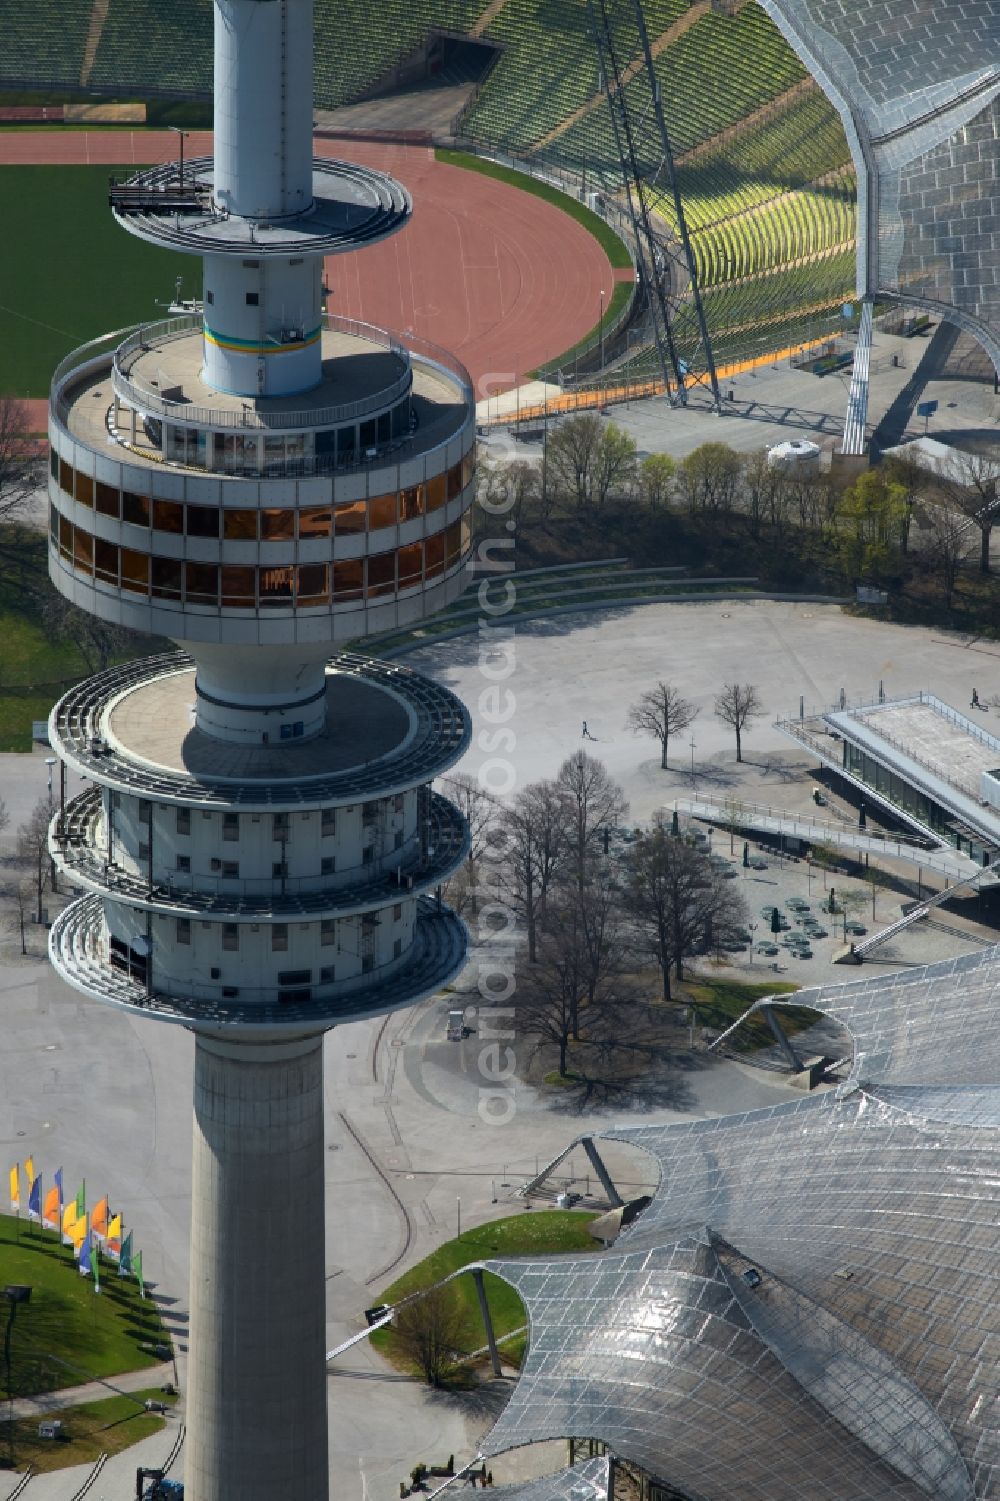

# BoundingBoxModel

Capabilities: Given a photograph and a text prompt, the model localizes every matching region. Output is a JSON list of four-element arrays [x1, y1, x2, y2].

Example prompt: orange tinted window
[[59, 458, 74, 495], [73, 526, 94, 573], [75, 471, 95, 507], [367, 551, 396, 597], [122, 490, 149, 526], [425, 531, 445, 577], [185, 562, 219, 604], [426, 473, 446, 512], [398, 541, 422, 587], [299, 507, 332, 539], [369, 493, 397, 530], [223, 509, 258, 540], [399, 485, 424, 522], [221, 566, 256, 606], [121, 550, 149, 594], [94, 538, 118, 584], [332, 559, 363, 600], [261, 509, 294, 541], [297, 564, 329, 604], [447, 461, 463, 501], [334, 500, 366, 535], [153, 499, 183, 534]]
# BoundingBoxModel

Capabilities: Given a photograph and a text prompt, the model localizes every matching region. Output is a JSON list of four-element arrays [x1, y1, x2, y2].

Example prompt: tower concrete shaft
[[187, 1034, 328, 1501], [206, 0, 322, 397], [47, 0, 474, 1492]]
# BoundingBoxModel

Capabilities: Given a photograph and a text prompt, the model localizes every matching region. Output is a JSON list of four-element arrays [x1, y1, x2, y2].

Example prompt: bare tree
[[0, 397, 36, 523], [518, 883, 624, 1075], [923, 502, 970, 610], [441, 773, 498, 918], [624, 822, 748, 994], [554, 752, 628, 888], [3, 875, 32, 955], [713, 682, 763, 764], [497, 779, 565, 963], [626, 682, 698, 770], [940, 448, 1000, 574], [17, 797, 54, 924], [392, 1285, 468, 1388], [42, 596, 138, 675]]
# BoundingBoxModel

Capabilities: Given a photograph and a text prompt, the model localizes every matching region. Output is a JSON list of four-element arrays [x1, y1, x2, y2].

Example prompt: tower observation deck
[[45, 4, 475, 1500]]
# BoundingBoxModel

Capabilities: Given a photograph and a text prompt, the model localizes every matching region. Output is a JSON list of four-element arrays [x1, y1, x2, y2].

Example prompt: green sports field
[[0, 166, 197, 397]]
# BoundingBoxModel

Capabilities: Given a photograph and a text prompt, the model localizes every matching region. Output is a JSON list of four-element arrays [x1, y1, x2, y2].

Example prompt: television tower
[[45, 4, 475, 1498]]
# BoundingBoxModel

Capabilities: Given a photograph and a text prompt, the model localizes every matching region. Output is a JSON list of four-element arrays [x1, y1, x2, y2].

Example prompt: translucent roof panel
[[480, 1230, 942, 1501], [490, 1458, 610, 1500], [759, 2, 1000, 368], [595, 1090, 998, 1495], [757, 944, 1000, 1089]]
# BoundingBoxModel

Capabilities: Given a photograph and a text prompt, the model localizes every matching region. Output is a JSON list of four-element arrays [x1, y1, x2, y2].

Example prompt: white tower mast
[[45, 4, 476, 1498]]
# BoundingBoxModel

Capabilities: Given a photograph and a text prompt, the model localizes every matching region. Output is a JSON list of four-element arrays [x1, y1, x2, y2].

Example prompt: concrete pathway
[[5, 1362, 175, 1422]]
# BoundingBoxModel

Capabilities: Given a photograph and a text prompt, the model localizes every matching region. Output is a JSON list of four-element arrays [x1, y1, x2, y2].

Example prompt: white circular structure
[[46, 5, 474, 1499], [766, 438, 821, 470]]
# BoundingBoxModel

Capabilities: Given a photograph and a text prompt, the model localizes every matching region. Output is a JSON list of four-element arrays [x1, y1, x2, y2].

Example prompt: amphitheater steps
[[470, 0, 514, 39], [675, 75, 819, 167], [529, 0, 712, 153], [79, 0, 111, 87]]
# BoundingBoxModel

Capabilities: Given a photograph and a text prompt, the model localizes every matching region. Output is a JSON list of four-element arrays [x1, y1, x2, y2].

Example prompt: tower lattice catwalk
[[45, 3, 475, 1497]]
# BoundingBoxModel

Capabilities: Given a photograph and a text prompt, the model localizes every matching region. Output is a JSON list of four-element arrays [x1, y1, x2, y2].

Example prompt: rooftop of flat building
[[829, 695, 1000, 802]]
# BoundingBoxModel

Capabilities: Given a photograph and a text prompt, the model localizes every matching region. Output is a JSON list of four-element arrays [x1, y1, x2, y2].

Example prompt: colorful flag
[[62, 1199, 79, 1245], [27, 1174, 41, 1221], [74, 1180, 86, 1219], [118, 1230, 133, 1276], [134, 1249, 144, 1298], [79, 1225, 92, 1277], [92, 1196, 109, 1240], [72, 1213, 87, 1257], [106, 1214, 122, 1259], [8, 1164, 18, 1212], [42, 1183, 59, 1231], [24, 1156, 33, 1188]]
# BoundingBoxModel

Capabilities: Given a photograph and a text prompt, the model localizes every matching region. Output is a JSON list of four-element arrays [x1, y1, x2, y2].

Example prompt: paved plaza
[[3, 600, 1000, 1498]]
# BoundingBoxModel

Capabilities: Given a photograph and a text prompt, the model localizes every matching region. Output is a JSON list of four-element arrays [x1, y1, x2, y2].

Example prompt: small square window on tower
[[246, 292, 259, 306]]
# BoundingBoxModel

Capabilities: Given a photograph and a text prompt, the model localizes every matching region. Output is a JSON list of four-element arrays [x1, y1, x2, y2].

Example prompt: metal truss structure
[[585, 0, 721, 409]]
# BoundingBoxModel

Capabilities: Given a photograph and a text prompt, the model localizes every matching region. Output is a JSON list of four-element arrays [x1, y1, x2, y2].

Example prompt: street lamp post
[[168, 126, 190, 192], [4, 1285, 31, 1468], [599, 288, 606, 372], [44, 756, 56, 803]]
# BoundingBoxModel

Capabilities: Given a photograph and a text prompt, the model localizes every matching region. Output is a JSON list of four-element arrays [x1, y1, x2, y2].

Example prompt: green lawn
[[371, 1209, 598, 1372], [1, 1387, 175, 1474], [684, 977, 819, 1050], [0, 1212, 167, 1397], [0, 166, 196, 396]]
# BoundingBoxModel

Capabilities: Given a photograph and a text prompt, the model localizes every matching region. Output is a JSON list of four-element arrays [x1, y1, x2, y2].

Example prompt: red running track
[[2, 129, 614, 403]]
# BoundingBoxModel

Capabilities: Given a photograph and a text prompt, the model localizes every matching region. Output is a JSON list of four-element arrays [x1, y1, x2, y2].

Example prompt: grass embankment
[[371, 1210, 597, 1372], [0, 165, 195, 396], [684, 977, 816, 1050], [3, 1387, 176, 1474], [0, 1212, 167, 1396]]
